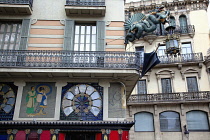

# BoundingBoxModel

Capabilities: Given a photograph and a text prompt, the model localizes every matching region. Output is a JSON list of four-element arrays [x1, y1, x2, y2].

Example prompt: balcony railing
[[0, 0, 33, 8], [0, 50, 140, 69], [158, 52, 203, 64], [127, 91, 210, 104], [142, 25, 195, 37], [66, 0, 105, 6]]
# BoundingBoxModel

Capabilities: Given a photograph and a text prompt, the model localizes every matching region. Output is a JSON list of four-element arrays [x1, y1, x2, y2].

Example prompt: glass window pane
[[137, 80, 147, 94], [74, 44, 79, 51], [159, 112, 181, 132], [75, 35, 79, 43], [75, 25, 80, 34], [135, 112, 154, 131], [91, 44, 96, 51], [92, 35, 96, 43], [81, 26, 85, 34], [161, 78, 172, 93], [86, 35, 90, 43], [86, 26, 91, 34], [74, 24, 96, 51], [187, 111, 209, 131], [86, 44, 90, 51], [92, 26, 96, 34], [186, 77, 198, 92], [80, 44, 84, 51]]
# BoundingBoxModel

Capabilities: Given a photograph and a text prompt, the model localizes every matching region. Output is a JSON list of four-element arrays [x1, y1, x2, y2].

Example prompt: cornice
[[126, 0, 208, 12]]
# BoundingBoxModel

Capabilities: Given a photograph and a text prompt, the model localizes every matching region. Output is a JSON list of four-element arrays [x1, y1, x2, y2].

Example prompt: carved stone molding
[[156, 68, 175, 80], [106, 21, 111, 26], [31, 19, 37, 25], [143, 34, 157, 45], [60, 20, 65, 25], [180, 67, 201, 80]]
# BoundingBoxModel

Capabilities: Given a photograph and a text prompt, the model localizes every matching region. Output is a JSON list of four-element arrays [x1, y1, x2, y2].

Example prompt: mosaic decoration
[[60, 83, 103, 121], [19, 82, 56, 118], [0, 83, 17, 121]]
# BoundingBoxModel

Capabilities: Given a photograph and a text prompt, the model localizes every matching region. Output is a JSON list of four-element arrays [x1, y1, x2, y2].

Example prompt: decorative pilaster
[[55, 82, 67, 120], [13, 81, 26, 120], [99, 80, 110, 121], [153, 105, 161, 140]]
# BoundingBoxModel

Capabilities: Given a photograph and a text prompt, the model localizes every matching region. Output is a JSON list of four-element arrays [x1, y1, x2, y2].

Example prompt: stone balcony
[[0, 0, 33, 15], [65, 0, 106, 17], [127, 91, 210, 105]]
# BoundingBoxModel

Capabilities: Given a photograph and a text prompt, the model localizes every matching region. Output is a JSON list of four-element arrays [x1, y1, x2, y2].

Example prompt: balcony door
[[161, 78, 172, 93], [186, 77, 198, 92]]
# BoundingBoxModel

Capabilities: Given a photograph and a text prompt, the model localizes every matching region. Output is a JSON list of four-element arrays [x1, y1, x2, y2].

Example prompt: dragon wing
[[124, 13, 146, 30]]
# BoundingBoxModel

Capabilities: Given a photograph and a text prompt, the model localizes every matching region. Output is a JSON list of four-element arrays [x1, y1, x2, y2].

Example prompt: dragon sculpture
[[124, 6, 170, 44]]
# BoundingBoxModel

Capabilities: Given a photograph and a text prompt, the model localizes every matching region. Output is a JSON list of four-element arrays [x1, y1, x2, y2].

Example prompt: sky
[[125, 0, 210, 27]]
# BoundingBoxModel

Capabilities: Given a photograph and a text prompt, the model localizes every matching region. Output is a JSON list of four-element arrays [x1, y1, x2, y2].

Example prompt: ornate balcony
[[158, 52, 203, 66], [0, 0, 33, 15], [127, 91, 210, 105], [65, 0, 106, 17], [0, 50, 140, 69]]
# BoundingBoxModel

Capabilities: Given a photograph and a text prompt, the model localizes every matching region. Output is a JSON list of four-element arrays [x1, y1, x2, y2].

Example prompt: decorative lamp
[[164, 23, 181, 56]]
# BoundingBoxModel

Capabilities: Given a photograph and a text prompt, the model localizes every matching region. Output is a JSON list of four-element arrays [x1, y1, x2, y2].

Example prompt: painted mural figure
[[26, 86, 37, 117], [35, 87, 47, 115]]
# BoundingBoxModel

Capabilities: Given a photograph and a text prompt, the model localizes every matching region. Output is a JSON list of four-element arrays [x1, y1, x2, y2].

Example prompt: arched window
[[169, 16, 176, 26], [179, 15, 188, 33], [135, 112, 154, 131], [159, 111, 181, 131], [186, 111, 209, 131]]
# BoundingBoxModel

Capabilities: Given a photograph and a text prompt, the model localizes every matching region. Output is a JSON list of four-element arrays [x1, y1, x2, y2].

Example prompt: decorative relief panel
[[108, 83, 126, 118]]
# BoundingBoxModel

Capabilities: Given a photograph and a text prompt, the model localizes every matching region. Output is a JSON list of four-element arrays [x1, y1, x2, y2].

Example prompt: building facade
[[125, 0, 210, 140], [0, 0, 139, 139]]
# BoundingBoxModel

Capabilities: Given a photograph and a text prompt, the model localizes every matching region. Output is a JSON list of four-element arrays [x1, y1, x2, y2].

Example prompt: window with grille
[[186, 111, 209, 131], [0, 22, 22, 50], [74, 24, 96, 51], [137, 80, 147, 94], [159, 111, 181, 132], [186, 76, 198, 92], [161, 78, 172, 93]]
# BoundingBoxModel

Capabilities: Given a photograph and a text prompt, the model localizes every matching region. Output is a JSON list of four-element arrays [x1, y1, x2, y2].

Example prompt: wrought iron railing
[[0, 0, 33, 8], [66, 0, 105, 6], [0, 50, 140, 69], [127, 91, 210, 104], [158, 52, 203, 64], [142, 25, 195, 37]]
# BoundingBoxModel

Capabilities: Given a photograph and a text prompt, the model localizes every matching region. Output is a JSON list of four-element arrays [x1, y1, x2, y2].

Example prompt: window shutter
[[96, 21, 105, 51], [64, 20, 75, 50], [19, 19, 30, 50]]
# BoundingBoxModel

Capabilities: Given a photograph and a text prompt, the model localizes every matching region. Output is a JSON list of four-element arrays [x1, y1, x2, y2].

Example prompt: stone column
[[99, 80, 110, 121], [54, 81, 67, 120], [13, 81, 26, 120]]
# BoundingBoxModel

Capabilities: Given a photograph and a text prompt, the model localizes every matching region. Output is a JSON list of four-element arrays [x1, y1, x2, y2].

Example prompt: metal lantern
[[164, 23, 181, 56]]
